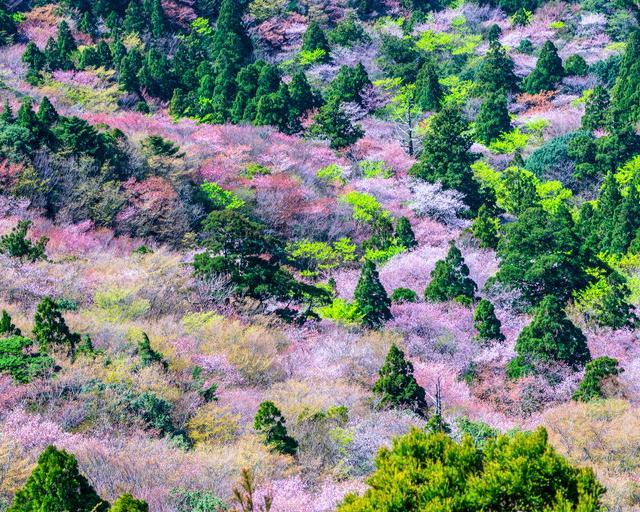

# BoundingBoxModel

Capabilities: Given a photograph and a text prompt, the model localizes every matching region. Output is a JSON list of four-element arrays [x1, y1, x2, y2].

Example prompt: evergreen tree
[[473, 299, 505, 343], [472, 204, 499, 249], [16, 98, 40, 134], [301, 20, 330, 60], [136, 333, 167, 369], [354, 259, 393, 328], [573, 356, 622, 402], [37, 97, 58, 125], [210, 0, 252, 68], [487, 23, 502, 42], [138, 49, 174, 100], [124, 0, 145, 33], [475, 90, 511, 144], [593, 172, 623, 252], [22, 42, 45, 83], [594, 270, 638, 329], [7, 445, 108, 512], [395, 217, 417, 250], [78, 12, 94, 38], [0, 220, 47, 261], [609, 180, 640, 254], [477, 40, 519, 93], [0, 99, 12, 123], [255, 83, 298, 133], [609, 29, 640, 128], [564, 54, 588, 76], [0, 310, 20, 336], [254, 401, 298, 456], [424, 240, 477, 304], [55, 21, 77, 71], [411, 106, 481, 208], [288, 71, 319, 119], [522, 40, 564, 94], [147, 0, 167, 38], [581, 85, 610, 131], [327, 63, 371, 105], [309, 98, 364, 149], [96, 41, 113, 68], [507, 295, 591, 378], [111, 494, 148, 512], [32, 297, 78, 356], [414, 60, 443, 111], [372, 344, 428, 416], [118, 49, 142, 93]]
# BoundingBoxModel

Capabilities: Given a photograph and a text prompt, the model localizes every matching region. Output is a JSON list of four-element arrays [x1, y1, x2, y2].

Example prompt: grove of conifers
[[1, 0, 640, 509]]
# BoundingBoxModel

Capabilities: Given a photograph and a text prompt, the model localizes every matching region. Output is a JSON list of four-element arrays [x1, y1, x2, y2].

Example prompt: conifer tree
[[354, 259, 393, 328], [78, 12, 94, 38], [581, 85, 610, 131], [210, 0, 251, 68], [593, 172, 623, 252], [477, 40, 519, 93], [54, 21, 76, 71], [609, 29, 640, 128], [32, 298, 78, 356], [118, 49, 142, 93], [16, 98, 40, 134], [609, 180, 640, 254], [507, 295, 591, 378], [522, 40, 564, 94], [573, 356, 622, 402], [395, 217, 417, 250], [414, 60, 443, 111], [475, 90, 511, 144], [136, 333, 167, 369], [7, 445, 108, 512], [309, 98, 364, 149], [22, 42, 45, 83], [564, 54, 588, 76], [372, 344, 428, 416], [254, 401, 298, 456], [473, 299, 505, 343], [472, 204, 499, 248], [487, 23, 502, 42], [410, 105, 481, 210], [327, 63, 371, 105], [147, 0, 167, 38], [301, 20, 330, 60], [0, 220, 47, 261], [594, 271, 638, 329], [37, 97, 58, 125], [425, 240, 477, 304], [123, 0, 145, 33], [288, 71, 319, 119], [111, 493, 149, 512], [0, 310, 20, 336]]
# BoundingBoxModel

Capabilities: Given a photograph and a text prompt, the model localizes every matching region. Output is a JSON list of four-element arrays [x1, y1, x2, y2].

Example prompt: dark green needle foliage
[[475, 90, 512, 144], [354, 260, 393, 328], [473, 299, 505, 343], [471, 204, 499, 249], [609, 29, 640, 128], [522, 40, 564, 94], [573, 356, 622, 402], [581, 86, 610, 131], [414, 60, 444, 111], [0, 310, 20, 336], [394, 216, 417, 250], [0, 220, 48, 262], [309, 98, 364, 149], [564, 54, 588, 76], [32, 297, 78, 356], [136, 332, 168, 369], [301, 20, 330, 59], [477, 40, 519, 93], [425, 241, 477, 304], [390, 288, 419, 303], [254, 401, 298, 456]]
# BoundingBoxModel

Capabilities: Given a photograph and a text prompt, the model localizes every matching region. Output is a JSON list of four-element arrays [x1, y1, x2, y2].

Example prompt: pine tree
[[118, 49, 142, 93], [472, 204, 499, 249], [595, 270, 638, 329], [16, 98, 40, 134], [328, 63, 371, 105], [593, 172, 623, 252], [0, 310, 20, 336], [136, 333, 167, 369], [288, 71, 319, 119], [32, 298, 77, 355], [78, 12, 94, 38], [609, 180, 640, 254], [111, 493, 149, 512], [124, 0, 146, 33], [301, 20, 330, 60], [522, 40, 564, 94], [395, 217, 417, 249], [37, 97, 58, 125], [309, 97, 364, 149], [0, 100, 12, 123], [354, 259, 393, 328], [581, 85, 610, 131], [573, 356, 622, 402], [564, 54, 588, 76], [475, 90, 511, 144], [424, 240, 477, 304], [473, 299, 505, 343], [0, 220, 47, 261], [7, 445, 108, 512], [609, 29, 640, 128], [254, 401, 298, 456], [507, 295, 591, 378], [414, 60, 443, 111], [55, 21, 77, 71], [22, 42, 46, 83], [147, 0, 167, 38], [410, 105, 481, 210], [210, 0, 252, 69], [372, 344, 428, 416], [477, 40, 519, 93]]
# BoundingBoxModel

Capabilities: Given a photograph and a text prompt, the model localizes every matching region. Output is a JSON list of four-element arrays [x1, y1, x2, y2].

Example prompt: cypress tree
[[255, 84, 296, 133], [210, 0, 252, 68], [522, 40, 564, 94], [301, 20, 330, 59], [118, 49, 142, 93], [124, 0, 146, 33], [328, 63, 371, 105], [55, 21, 76, 70], [309, 97, 364, 149], [573, 356, 622, 402], [136, 333, 167, 369], [78, 12, 94, 38], [254, 401, 298, 456], [255, 64, 282, 98], [475, 90, 511, 144], [354, 259, 393, 328], [424, 240, 477, 304], [409, 105, 481, 210], [147, 0, 167, 38], [477, 40, 519, 93], [414, 60, 443, 111], [609, 29, 640, 128], [0, 100, 12, 123], [231, 62, 262, 122], [564, 54, 588, 76], [111, 494, 148, 512], [7, 445, 108, 512], [473, 299, 505, 343], [395, 217, 417, 250], [609, 180, 640, 254], [32, 297, 78, 356], [595, 270, 638, 329], [472, 204, 499, 249], [96, 41, 113, 67], [372, 344, 428, 416], [16, 98, 40, 134], [487, 23, 502, 42], [0, 310, 20, 336], [22, 42, 46, 80], [594, 172, 623, 252], [37, 97, 58, 125], [288, 71, 319, 119], [581, 85, 610, 131], [507, 295, 591, 378]]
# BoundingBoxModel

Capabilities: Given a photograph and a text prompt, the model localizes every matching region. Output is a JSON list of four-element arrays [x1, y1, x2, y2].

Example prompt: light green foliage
[[360, 160, 393, 178], [287, 238, 356, 277], [200, 182, 245, 210], [94, 287, 151, 321], [316, 164, 346, 185], [340, 191, 391, 225], [317, 299, 363, 325], [454, 417, 498, 446], [574, 270, 637, 329], [243, 162, 271, 178], [416, 30, 481, 56], [488, 128, 529, 154], [298, 49, 328, 66], [110, 494, 148, 512], [363, 244, 406, 264]]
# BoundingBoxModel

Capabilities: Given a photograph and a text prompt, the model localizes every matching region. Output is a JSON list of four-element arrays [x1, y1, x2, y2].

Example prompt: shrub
[[187, 403, 241, 446], [573, 356, 622, 402], [0, 220, 47, 262], [254, 401, 298, 456], [390, 288, 418, 303], [0, 335, 54, 383], [564, 54, 588, 76]]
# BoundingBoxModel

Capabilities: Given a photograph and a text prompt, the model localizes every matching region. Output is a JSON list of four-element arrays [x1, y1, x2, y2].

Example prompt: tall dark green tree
[[301, 20, 330, 60], [395, 217, 417, 250], [37, 97, 59, 125], [254, 401, 298, 456], [573, 356, 622, 402], [354, 260, 393, 328], [522, 40, 564, 94], [476, 40, 519, 93], [288, 71, 319, 119], [473, 299, 505, 343], [507, 295, 591, 378], [372, 344, 428, 416], [414, 60, 443, 111], [425, 241, 477, 304], [475, 90, 511, 144], [410, 105, 481, 210], [309, 98, 364, 149], [7, 446, 108, 512], [609, 29, 640, 128], [123, 0, 145, 33], [0, 310, 20, 336], [328, 63, 371, 105], [210, 0, 252, 68], [22, 42, 45, 84], [581, 85, 610, 131], [32, 297, 78, 356]]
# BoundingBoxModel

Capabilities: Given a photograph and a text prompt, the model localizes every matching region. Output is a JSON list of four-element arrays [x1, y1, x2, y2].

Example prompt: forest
[[0, 0, 640, 509]]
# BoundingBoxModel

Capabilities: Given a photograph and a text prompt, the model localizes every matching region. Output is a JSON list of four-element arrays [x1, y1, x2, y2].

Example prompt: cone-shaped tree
[[507, 295, 591, 378], [288, 71, 319, 119], [372, 344, 428, 416], [425, 241, 477, 304], [487, 23, 502, 42], [110, 493, 148, 512], [522, 40, 564, 94], [610, 180, 640, 254], [593, 172, 622, 252], [210, 0, 252, 68], [0, 100, 12, 123], [147, 0, 167, 38], [354, 259, 392, 328], [472, 204, 499, 249], [7, 445, 108, 512], [123, 0, 145, 33], [573, 356, 622, 402], [414, 60, 443, 111], [254, 401, 298, 456], [581, 85, 610, 131], [136, 332, 167, 369], [301, 20, 330, 59], [477, 40, 519, 93], [410, 105, 481, 210], [33, 297, 77, 355], [0, 310, 21, 336], [395, 217, 417, 250], [37, 97, 58, 125], [473, 299, 505, 343], [475, 90, 511, 144], [22, 42, 46, 80], [309, 97, 364, 149], [609, 29, 640, 128], [328, 63, 371, 105], [16, 98, 40, 134], [594, 270, 638, 329]]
